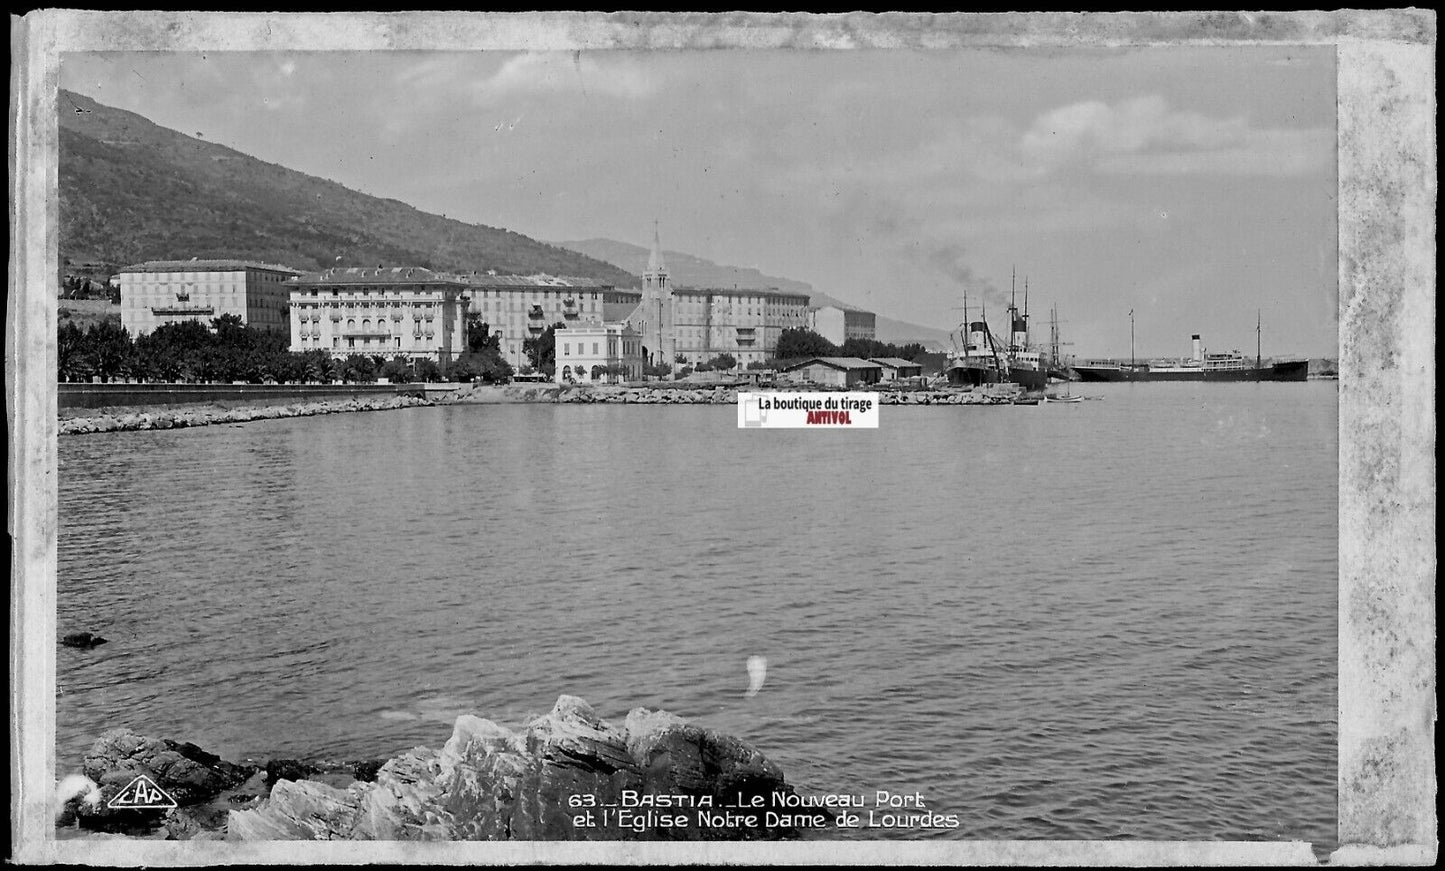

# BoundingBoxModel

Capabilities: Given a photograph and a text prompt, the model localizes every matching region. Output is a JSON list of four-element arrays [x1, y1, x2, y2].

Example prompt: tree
[[708, 353, 737, 371], [773, 328, 837, 361], [523, 322, 563, 372], [341, 354, 377, 383], [379, 358, 414, 383], [57, 321, 93, 382], [643, 362, 672, 379], [414, 359, 443, 382], [87, 321, 133, 383]]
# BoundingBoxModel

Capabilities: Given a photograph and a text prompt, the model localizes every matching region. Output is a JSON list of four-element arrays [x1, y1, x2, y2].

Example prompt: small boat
[[1042, 394, 1083, 403]]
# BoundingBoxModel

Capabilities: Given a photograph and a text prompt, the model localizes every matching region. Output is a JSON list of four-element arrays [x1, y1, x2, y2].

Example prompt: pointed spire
[[647, 219, 666, 273]]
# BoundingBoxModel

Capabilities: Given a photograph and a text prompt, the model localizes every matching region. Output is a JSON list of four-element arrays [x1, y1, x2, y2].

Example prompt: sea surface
[[56, 382, 1338, 850]]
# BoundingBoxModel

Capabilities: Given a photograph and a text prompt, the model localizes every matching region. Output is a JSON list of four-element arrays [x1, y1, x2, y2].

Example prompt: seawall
[[58, 394, 432, 436], [59, 382, 424, 410], [453, 383, 1012, 405]]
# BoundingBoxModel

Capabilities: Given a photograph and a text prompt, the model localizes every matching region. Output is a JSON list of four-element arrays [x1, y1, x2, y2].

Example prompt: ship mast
[[1129, 309, 1135, 368], [1023, 277, 1030, 349], [1256, 308, 1262, 381]]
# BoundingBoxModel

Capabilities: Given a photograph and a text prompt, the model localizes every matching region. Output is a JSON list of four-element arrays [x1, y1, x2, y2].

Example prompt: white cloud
[[1018, 95, 1331, 178], [474, 52, 657, 102]]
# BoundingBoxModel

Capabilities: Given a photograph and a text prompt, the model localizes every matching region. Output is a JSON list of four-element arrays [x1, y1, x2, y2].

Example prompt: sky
[[61, 47, 1339, 358]]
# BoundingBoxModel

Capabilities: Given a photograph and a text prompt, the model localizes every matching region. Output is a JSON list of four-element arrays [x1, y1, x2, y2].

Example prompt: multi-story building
[[807, 304, 876, 346], [459, 273, 641, 371], [669, 287, 811, 368], [116, 259, 301, 336], [287, 267, 470, 364], [554, 322, 644, 384]]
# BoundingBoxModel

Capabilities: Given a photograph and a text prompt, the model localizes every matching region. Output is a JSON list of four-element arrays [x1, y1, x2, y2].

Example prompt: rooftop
[[460, 273, 615, 289], [869, 357, 920, 368], [672, 287, 810, 302], [808, 302, 869, 313], [118, 259, 302, 275], [291, 266, 467, 286], [780, 356, 882, 371]]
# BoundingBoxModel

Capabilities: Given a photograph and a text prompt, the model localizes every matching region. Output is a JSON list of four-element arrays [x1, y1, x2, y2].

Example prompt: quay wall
[[58, 394, 432, 436], [455, 383, 1013, 405], [58, 382, 425, 410]]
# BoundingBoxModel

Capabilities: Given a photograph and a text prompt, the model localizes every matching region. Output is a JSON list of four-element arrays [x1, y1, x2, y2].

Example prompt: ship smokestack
[[1192, 334, 1203, 364]]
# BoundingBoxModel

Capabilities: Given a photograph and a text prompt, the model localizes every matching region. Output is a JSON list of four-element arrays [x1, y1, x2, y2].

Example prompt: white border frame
[[9, 11, 1436, 865]]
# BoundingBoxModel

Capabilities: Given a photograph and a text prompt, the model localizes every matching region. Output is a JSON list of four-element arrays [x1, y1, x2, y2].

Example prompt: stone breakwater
[[461, 384, 1012, 405], [61, 696, 812, 842], [58, 394, 432, 436]]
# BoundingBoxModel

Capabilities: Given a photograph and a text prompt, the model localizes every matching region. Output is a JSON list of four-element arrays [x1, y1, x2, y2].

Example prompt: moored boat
[[944, 288, 1008, 386], [1075, 320, 1308, 382]]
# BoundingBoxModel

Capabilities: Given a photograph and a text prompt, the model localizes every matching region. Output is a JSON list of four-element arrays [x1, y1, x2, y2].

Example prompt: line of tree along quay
[[57, 313, 512, 386]]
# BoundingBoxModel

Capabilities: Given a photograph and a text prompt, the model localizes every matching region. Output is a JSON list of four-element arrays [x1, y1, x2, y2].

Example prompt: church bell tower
[[641, 221, 675, 368]]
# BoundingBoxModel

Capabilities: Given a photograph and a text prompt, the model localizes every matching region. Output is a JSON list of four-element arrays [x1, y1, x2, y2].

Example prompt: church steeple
[[644, 219, 668, 290], [640, 220, 674, 370]]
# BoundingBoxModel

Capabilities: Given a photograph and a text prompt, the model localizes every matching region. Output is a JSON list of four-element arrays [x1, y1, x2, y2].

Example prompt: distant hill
[[57, 90, 641, 287], [554, 238, 954, 348]]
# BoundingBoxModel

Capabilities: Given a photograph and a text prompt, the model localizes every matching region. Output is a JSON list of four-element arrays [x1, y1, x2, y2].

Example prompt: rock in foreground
[[75, 729, 258, 832], [229, 696, 814, 841]]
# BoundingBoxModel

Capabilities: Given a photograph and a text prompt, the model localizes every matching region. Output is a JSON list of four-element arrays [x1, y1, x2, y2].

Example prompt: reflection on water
[[58, 382, 1337, 848]]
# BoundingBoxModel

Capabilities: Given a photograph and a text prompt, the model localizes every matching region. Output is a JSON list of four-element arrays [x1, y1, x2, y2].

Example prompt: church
[[617, 224, 811, 372]]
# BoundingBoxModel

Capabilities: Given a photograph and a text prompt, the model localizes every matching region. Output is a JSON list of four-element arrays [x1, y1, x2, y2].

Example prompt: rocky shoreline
[[455, 383, 1020, 405], [58, 696, 816, 842], [58, 394, 432, 436]]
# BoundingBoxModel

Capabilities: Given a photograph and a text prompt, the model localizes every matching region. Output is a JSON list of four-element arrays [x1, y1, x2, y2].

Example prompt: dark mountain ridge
[[57, 90, 641, 287]]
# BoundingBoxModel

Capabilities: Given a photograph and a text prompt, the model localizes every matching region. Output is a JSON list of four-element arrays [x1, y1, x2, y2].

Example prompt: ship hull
[[1073, 360, 1309, 382], [1006, 366, 1047, 389], [945, 362, 1004, 386]]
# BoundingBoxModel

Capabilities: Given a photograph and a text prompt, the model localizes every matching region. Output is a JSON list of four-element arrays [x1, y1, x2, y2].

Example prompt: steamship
[[1073, 332, 1309, 382]]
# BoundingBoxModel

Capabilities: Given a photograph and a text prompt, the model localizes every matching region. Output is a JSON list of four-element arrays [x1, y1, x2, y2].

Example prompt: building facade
[[287, 267, 470, 363], [669, 287, 811, 369], [807, 304, 876, 346], [869, 357, 923, 380], [460, 273, 640, 371], [117, 260, 301, 336], [554, 322, 644, 384], [780, 356, 883, 387]]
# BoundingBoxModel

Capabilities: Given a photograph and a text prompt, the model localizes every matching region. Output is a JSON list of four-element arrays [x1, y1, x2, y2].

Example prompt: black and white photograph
[[9, 10, 1435, 866]]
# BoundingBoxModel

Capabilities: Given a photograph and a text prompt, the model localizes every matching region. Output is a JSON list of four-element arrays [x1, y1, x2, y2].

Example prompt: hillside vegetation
[[57, 90, 640, 287]]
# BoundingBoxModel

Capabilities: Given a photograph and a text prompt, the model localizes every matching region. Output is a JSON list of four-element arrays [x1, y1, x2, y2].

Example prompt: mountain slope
[[554, 238, 955, 348], [57, 90, 641, 287]]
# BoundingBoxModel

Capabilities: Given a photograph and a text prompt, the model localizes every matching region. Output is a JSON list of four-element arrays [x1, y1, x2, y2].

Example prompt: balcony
[[151, 305, 214, 316]]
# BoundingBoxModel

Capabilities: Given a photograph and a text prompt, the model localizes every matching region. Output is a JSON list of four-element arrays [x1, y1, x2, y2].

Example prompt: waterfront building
[[807, 304, 876, 346], [554, 322, 644, 384], [669, 286, 811, 369], [117, 259, 301, 336], [869, 357, 923, 380], [779, 356, 883, 387], [459, 273, 641, 371], [287, 267, 470, 364]]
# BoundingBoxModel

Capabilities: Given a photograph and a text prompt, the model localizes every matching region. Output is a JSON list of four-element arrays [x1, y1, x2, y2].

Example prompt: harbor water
[[56, 382, 1338, 848]]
